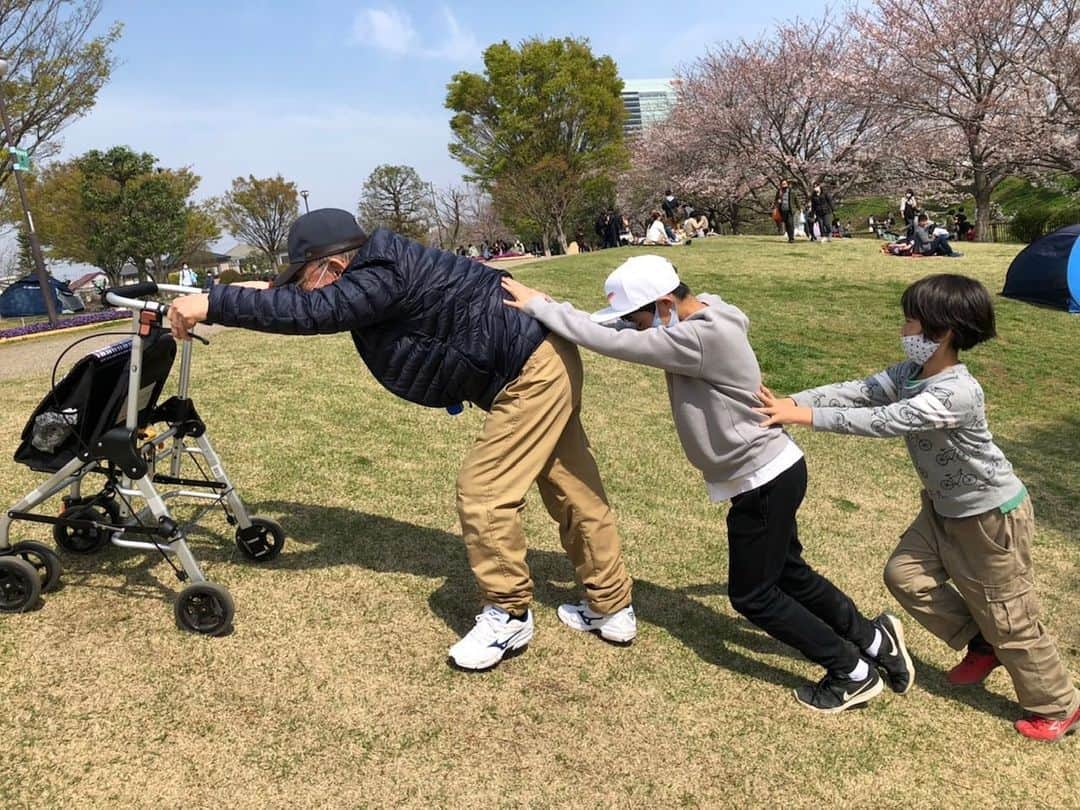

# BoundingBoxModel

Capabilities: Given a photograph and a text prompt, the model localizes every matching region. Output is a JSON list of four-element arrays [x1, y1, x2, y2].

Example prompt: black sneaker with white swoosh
[[793, 663, 884, 714], [870, 612, 914, 694]]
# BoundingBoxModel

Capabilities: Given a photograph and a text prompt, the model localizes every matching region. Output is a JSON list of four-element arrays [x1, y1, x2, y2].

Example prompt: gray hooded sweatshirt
[[791, 361, 1024, 518], [524, 294, 795, 491]]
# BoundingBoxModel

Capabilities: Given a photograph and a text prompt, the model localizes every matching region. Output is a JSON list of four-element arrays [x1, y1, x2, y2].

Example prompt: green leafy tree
[[0, 1, 121, 192], [218, 174, 298, 268], [357, 163, 432, 240], [446, 37, 627, 254], [4, 146, 216, 284], [76, 147, 207, 282]]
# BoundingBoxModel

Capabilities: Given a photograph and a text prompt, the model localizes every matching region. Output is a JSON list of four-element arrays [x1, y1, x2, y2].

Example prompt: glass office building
[[621, 79, 678, 136]]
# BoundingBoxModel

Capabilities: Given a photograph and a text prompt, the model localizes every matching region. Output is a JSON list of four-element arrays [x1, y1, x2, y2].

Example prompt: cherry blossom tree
[[848, 0, 1080, 239], [624, 17, 897, 227]]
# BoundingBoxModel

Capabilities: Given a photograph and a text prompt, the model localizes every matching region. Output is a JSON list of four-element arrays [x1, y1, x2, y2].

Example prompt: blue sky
[[55, 0, 828, 235]]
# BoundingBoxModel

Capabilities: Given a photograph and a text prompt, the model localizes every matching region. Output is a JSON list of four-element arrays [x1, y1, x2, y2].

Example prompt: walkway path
[[0, 324, 224, 382]]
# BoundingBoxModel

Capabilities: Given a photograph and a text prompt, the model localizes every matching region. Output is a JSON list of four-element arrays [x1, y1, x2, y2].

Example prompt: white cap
[[590, 255, 680, 322]]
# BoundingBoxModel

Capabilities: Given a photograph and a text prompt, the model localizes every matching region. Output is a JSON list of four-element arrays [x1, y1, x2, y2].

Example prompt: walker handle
[[103, 282, 159, 302]]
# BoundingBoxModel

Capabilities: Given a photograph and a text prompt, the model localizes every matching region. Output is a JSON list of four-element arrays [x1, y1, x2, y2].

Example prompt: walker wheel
[[0, 557, 42, 613], [235, 517, 285, 562], [9, 541, 63, 592], [53, 505, 111, 553], [174, 582, 234, 636]]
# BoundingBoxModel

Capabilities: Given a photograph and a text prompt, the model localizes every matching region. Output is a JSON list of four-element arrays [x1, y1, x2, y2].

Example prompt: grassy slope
[[1, 237, 1078, 808], [834, 178, 1080, 232]]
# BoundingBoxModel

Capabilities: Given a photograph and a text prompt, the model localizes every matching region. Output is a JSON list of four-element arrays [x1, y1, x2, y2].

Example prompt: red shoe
[[946, 647, 1001, 685], [1015, 704, 1080, 742]]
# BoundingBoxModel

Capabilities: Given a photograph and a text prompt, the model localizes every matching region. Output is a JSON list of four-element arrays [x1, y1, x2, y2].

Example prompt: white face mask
[[902, 333, 940, 365], [653, 305, 678, 329]]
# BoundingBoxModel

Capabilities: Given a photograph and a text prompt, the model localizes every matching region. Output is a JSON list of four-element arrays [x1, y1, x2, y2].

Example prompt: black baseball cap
[[273, 208, 368, 287]]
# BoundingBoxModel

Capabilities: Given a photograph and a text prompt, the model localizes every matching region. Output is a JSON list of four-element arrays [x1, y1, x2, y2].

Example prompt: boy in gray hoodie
[[502, 255, 912, 713]]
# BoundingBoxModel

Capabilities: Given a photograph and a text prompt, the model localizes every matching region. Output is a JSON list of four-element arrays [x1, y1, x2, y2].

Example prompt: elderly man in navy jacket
[[169, 209, 635, 669]]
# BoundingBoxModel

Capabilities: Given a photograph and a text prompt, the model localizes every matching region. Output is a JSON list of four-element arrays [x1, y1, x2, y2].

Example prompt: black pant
[[932, 235, 955, 255], [726, 458, 875, 675], [818, 212, 832, 237], [781, 211, 795, 241]]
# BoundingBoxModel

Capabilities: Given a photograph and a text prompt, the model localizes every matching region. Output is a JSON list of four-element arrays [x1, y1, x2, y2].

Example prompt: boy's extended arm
[[790, 365, 906, 409], [810, 380, 975, 438], [207, 261, 405, 335], [524, 298, 705, 377]]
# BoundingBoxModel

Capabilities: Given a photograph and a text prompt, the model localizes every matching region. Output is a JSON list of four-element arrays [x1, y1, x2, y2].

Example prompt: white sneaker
[[557, 601, 636, 643], [448, 605, 534, 670]]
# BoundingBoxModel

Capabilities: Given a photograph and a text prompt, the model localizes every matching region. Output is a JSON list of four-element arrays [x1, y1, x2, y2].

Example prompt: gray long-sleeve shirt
[[524, 294, 794, 486], [791, 361, 1024, 517]]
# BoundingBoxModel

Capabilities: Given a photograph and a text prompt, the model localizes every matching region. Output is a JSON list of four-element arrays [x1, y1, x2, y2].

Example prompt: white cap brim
[[589, 305, 634, 323]]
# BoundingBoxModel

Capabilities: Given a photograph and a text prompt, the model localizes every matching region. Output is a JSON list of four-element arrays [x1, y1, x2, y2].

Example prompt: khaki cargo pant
[[884, 493, 1079, 718], [456, 335, 633, 615]]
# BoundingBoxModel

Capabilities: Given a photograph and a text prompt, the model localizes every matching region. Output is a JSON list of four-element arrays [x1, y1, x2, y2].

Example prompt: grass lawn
[[1, 236, 1078, 807]]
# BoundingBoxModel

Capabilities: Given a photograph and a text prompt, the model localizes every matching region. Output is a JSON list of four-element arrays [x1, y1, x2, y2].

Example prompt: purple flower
[[0, 309, 130, 340]]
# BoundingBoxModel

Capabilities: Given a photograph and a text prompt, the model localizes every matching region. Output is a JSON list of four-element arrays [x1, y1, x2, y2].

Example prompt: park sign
[[9, 146, 30, 172]]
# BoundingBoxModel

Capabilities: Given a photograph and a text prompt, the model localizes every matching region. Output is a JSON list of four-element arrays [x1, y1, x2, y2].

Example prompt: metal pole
[[300, 190, 310, 213], [0, 61, 57, 325]]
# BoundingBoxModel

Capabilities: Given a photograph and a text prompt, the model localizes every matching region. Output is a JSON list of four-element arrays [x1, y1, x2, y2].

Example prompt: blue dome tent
[[1001, 224, 1080, 313], [0, 275, 85, 318]]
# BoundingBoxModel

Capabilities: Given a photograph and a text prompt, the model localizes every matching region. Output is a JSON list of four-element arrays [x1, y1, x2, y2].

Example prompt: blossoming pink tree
[[622, 17, 898, 229], [848, 0, 1080, 239]]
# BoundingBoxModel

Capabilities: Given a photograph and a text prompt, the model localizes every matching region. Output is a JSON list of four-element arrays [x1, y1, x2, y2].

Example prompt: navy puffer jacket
[[206, 229, 547, 410]]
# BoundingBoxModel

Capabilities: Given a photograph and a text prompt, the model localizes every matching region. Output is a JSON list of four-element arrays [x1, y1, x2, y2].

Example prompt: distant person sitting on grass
[[913, 214, 962, 257], [501, 255, 912, 714], [683, 210, 709, 239], [645, 210, 681, 245], [167, 208, 637, 672], [756, 274, 1080, 742]]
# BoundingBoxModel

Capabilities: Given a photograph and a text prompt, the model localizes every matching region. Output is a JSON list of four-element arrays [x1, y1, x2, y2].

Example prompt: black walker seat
[[14, 334, 177, 474], [2, 282, 285, 634]]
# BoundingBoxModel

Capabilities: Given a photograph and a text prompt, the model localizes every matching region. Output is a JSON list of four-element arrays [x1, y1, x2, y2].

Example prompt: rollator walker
[[0, 282, 283, 635]]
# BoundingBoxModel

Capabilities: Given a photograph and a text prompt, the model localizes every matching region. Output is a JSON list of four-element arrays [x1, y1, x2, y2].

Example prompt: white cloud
[[432, 7, 479, 61], [352, 7, 418, 55], [351, 5, 478, 62]]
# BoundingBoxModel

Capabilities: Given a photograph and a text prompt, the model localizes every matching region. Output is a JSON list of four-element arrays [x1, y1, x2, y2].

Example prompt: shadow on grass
[[908, 653, 1018, 722], [45, 500, 916, 693], [244, 499, 809, 689], [994, 414, 1080, 538]]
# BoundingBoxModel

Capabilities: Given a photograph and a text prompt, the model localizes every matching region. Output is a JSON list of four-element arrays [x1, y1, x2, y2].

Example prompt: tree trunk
[[542, 227, 552, 257], [554, 217, 568, 254], [728, 202, 741, 235], [973, 170, 992, 243]]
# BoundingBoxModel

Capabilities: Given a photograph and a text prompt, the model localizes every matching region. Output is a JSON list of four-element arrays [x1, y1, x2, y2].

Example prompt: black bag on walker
[[14, 335, 177, 474]]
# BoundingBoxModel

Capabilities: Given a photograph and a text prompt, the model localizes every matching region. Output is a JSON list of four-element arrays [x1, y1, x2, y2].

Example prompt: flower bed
[[0, 309, 129, 340]]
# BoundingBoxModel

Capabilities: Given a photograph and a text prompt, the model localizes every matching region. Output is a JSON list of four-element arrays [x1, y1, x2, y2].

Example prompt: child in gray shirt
[[757, 273, 1079, 741], [503, 254, 912, 714]]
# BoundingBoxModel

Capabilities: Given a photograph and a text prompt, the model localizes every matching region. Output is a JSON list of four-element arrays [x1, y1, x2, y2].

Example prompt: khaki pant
[[884, 493, 1079, 718], [456, 335, 632, 614]]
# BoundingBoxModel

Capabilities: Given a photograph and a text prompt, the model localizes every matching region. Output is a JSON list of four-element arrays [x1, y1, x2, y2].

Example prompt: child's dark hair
[[670, 281, 692, 299], [901, 274, 997, 350]]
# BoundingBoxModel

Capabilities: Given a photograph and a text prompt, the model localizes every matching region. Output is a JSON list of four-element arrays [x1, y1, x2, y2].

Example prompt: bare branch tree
[[434, 184, 468, 249], [0, 1, 120, 191], [357, 164, 432, 240]]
